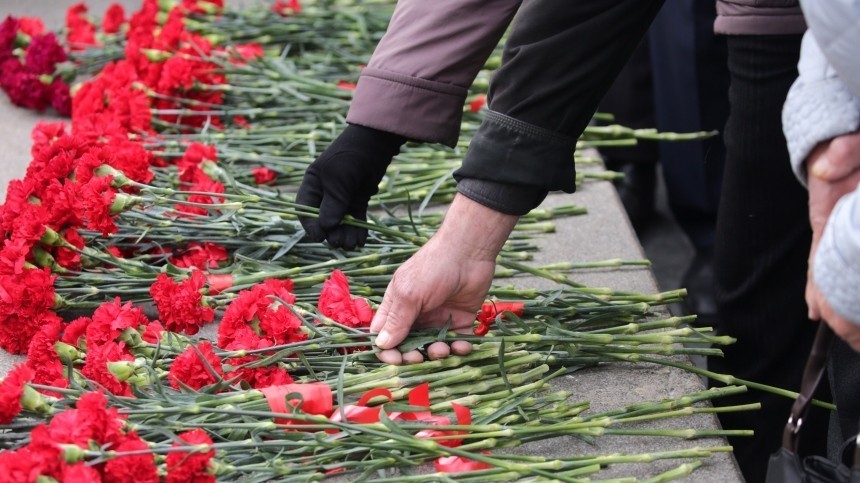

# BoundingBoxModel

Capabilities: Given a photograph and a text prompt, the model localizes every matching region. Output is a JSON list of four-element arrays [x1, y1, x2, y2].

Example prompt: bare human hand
[[804, 132, 860, 319], [809, 283, 860, 352], [370, 194, 519, 364]]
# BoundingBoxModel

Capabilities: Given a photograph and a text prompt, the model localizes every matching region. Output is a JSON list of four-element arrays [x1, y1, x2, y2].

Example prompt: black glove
[[296, 124, 405, 250]]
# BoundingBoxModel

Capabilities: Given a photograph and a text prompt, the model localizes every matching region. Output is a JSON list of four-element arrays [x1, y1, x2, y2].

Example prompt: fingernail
[[811, 160, 829, 178], [375, 331, 390, 348]]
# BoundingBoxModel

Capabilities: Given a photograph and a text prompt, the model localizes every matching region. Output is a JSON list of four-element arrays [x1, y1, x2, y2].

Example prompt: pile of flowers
[[0, 0, 764, 481]]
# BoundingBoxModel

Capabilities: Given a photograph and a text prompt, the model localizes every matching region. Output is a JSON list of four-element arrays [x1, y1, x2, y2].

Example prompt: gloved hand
[[296, 124, 405, 249]]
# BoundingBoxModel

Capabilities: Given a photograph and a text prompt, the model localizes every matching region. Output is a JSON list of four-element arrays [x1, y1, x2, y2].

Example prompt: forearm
[[347, 0, 521, 146], [433, 194, 519, 261]]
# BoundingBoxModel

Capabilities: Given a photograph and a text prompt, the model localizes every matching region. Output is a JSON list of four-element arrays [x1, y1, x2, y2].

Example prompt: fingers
[[426, 342, 450, 360], [295, 172, 325, 242], [326, 225, 366, 251], [450, 340, 472, 356], [371, 287, 421, 350], [810, 133, 860, 182]]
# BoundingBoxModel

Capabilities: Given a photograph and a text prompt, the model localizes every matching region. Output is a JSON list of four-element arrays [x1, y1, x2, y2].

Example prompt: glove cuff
[[342, 123, 407, 161]]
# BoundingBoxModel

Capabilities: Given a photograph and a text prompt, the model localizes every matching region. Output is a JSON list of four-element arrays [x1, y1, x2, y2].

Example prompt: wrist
[[433, 194, 518, 262]]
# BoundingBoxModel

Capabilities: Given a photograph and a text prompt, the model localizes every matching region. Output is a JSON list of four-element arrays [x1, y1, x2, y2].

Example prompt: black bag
[[766, 324, 860, 483]]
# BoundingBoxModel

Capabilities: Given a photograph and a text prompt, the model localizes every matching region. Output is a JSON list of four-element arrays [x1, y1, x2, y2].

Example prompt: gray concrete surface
[[0, 1, 742, 481]]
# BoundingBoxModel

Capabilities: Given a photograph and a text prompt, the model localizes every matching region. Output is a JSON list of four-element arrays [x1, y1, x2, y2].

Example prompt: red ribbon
[[329, 388, 396, 427], [434, 453, 492, 473], [207, 273, 233, 295], [415, 402, 472, 447], [475, 301, 525, 336], [261, 383, 333, 425]]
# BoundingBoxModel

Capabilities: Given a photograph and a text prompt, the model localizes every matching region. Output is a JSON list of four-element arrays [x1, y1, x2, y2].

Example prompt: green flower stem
[[638, 356, 838, 411]]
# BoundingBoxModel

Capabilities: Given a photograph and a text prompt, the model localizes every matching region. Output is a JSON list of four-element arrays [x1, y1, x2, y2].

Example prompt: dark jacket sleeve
[[346, 0, 521, 147]]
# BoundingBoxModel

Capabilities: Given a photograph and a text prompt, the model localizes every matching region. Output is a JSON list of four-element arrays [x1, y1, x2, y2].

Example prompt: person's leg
[[599, 36, 658, 232], [827, 339, 860, 462], [710, 33, 831, 483]]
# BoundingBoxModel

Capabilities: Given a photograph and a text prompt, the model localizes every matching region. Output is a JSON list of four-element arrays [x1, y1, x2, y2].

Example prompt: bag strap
[[782, 323, 834, 451]]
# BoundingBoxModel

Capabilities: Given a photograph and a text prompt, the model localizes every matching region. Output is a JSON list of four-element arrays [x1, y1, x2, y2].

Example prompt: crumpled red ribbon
[[414, 402, 472, 447], [434, 453, 493, 473], [329, 388, 398, 427], [261, 382, 333, 425], [475, 301, 525, 336], [207, 273, 233, 295]]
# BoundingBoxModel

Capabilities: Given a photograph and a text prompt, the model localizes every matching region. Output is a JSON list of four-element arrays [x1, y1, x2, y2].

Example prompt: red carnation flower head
[[30, 120, 67, 157], [80, 175, 119, 237], [104, 431, 158, 483], [62, 462, 102, 482], [18, 17, 45, 38], [62, 316, 91, 348], [216, 279, 302, 350], [182, 0, 224, 15], [169, 341, 223, 390], [318, 270, 374, 328], [81, 340, 134, 396], [252, 167, 277, 185], [142, 320, 165, 344], [26, 317, 68, 395], [1, 59, 51, 111], [44, 390, 125, 450], [102, 3, 127, 35], [49, 79, 72, 116], [176, 179, 225, 217], [66, 3, 98, 50], [170, 242, 228, 270], [177, 142, 217, 181], [0, 16, 20, 62], [273, 0, 302, 16], [0, 364, 35, 424], [225, 356, 294, 389], [0, 236, 30, 275], [150, 271, 215, 334], [53, 227, 85, 271], [84, 297, 150, 349], [25, 33, 67, 75], [42, 179, 83, 229], [0, 267, 58, 354], [167, 428, 215, 483]]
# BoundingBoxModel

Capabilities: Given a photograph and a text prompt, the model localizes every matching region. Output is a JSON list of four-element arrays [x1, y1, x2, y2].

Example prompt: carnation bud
[[54, 342, 82, 363], [107, 360, 138, 382], [38, 74, 54, 86], [31, 246, 66, 273], [157, 0, 179, 12], [141, 48, 172, 63], [59, 444, 86, 463], [20, 385, 53, 416], [94, 165, 132, 188], [39, 227, 61, 246], [200, 161, 227, 182], [110, 193, 141, 215], [119, 328, 145, 348]]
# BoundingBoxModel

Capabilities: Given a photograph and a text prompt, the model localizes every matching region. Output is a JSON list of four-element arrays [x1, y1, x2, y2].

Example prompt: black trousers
[[709, 34, 831, 483]]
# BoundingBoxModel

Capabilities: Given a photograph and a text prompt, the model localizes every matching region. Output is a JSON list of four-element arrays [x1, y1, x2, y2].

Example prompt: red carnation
[[273, 0, 302, 16], [1, 59, 51, 111], [141, 320, 165, 344], [177, 143, 217, 181], [318, 270, 374, 328], [0, 447, 47, 483], [217, 279, 303, 350], [176, 179, 225, 217], [25, 33, 67, 75], [0, 364, 34, 424], [169, 341, 223, 390], [62, 462, 102, 482], [81, 175, 119, 237], [18, 17, 45, 38], [62, 316, 91, 348], [81, 341, 133, 396], [150, 271, 214, 334], [0, 17, 20, 62], [66, 3, 98, 50], [166, 428, 215, 483], [85, 297, 150, 349], [231, 43, 263, 63], [0, 237, 29, 275], [170, 242, 228, 270], [54, 228, 85, 270], [44, 390, 125, 450], [49, 79, 71, 116], [26, 318, 68, 394], [225, 356, 294, 389], [104, 432, 158, 483], [42, 179, 83, 229], [252, 167, 277, 185], [0, 267, 57, 354], [102, 4, 126, 35], [10, 202, 48, 245], [30, 121, 67, 157]]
